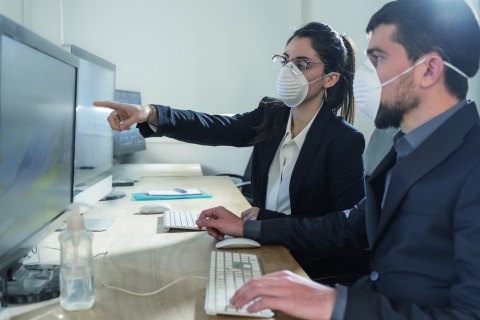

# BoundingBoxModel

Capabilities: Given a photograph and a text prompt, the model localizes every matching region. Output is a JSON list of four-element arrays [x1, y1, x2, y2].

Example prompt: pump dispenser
[[59, 204, 94, 310]]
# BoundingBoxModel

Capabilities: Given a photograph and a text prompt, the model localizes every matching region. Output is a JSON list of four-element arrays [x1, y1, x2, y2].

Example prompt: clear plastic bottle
[[59, 207, 95, 311]]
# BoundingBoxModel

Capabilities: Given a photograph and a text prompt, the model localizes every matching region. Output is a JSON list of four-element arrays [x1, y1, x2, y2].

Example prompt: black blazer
[[257, 101, 480, 318], [138, 97, 365, 218]]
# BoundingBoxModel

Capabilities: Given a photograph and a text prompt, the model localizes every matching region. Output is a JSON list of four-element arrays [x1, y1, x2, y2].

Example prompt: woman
[[95, 22, 368, 280]]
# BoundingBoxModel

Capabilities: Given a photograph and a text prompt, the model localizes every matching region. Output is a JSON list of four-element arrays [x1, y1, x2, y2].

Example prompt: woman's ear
[[324, 72, 340, 89]]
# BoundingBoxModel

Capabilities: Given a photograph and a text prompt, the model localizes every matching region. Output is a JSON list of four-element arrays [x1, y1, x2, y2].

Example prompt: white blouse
[[265, 108, 320, 215]]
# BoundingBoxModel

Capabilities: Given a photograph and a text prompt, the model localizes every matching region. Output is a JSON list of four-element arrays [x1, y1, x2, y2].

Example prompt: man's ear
[[420, 54, 445, 88], [324, 72, 340, 89]]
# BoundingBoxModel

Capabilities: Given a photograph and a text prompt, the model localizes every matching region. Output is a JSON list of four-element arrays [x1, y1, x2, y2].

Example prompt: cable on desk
[[23, 249, 205, 298], [96, 252, 207, 296]]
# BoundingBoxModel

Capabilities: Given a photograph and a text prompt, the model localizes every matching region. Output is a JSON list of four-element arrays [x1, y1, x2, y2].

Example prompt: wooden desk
[[114, 163, 203, 177], [8, 176, 307, 320]]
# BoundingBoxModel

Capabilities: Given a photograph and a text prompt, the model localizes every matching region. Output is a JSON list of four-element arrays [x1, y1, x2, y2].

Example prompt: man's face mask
[[353, 57, 469, 121]]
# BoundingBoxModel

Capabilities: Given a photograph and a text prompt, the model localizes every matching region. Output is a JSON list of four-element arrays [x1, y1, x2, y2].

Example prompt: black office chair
[[216, 153, 254, 206]]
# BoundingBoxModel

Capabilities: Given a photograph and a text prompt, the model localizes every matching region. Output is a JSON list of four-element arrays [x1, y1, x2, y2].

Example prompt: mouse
[[215, 238, 261, 249], [139, 203, 172, 214]]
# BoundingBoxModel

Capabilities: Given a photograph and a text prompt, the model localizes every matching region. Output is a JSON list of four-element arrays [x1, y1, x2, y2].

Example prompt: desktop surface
[[6, 176, 307, 320]]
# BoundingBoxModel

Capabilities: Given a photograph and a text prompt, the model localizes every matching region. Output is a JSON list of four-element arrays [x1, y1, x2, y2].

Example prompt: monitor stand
[[1, 262, 60, 307], [112, 178, 134, 187], [101, 189, 126, 201]]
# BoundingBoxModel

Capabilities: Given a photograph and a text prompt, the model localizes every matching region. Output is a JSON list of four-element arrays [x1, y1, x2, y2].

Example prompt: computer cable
[[95, 251, 206, 297]]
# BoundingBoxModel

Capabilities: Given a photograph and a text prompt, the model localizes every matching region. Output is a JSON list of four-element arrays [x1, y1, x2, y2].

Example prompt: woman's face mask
[[276, 62, 332, 108]]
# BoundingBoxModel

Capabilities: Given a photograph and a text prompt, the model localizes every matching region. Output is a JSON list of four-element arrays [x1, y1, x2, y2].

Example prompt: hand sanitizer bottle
[[59, 205, 94, 310]]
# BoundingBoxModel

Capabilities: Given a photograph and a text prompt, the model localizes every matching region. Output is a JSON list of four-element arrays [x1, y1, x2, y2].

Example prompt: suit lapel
[[373, 102, 479, 245], [366, 147, 396, 245], [289, 106, 333, 206]]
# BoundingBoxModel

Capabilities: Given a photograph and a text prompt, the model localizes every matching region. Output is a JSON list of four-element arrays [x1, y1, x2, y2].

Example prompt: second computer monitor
[[112, 90, 147, 157], [63, 44, 116, 207]]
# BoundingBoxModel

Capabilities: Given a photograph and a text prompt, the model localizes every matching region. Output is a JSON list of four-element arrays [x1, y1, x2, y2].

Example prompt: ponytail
[[336, 34, 356, 124]]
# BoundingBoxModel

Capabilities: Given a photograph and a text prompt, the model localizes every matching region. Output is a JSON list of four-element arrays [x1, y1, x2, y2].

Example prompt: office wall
[[0, 0, 61, 45], [1, 0, 479, 176], [60, 0, 301, 175], [61, 0, 300, 111]]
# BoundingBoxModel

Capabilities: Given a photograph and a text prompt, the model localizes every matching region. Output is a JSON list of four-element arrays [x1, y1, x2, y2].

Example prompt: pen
[[174, 188, 188, 193]]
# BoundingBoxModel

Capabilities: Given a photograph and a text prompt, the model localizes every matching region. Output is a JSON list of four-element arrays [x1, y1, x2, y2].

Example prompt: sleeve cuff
[[330, 284, 348, 320], [148, 122, 158, 131], [243, 220, 262, 240]]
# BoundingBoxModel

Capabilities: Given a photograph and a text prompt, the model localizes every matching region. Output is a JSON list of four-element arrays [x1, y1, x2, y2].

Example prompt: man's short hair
[[367, 0, 480, 99]]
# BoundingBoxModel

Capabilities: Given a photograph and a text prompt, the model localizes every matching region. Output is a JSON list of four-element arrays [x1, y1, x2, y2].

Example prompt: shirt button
[[370, 271, 379, 281]]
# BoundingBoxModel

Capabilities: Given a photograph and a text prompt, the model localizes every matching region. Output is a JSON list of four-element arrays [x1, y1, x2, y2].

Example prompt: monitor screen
[[64, 45, 117, 206], [0, 14, 77, 301], [113, 89, 146, 157]]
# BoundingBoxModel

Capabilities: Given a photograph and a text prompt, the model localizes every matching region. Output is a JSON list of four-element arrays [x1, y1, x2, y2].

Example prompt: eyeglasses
[[271, 54, 324, 74]]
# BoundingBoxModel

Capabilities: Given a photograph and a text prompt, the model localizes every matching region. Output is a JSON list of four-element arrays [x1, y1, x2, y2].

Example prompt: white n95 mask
[[353, 57, 470, 121], [352, 59, 382, 120], [276, 62, 330, 108], [352, 58, 428, 120]]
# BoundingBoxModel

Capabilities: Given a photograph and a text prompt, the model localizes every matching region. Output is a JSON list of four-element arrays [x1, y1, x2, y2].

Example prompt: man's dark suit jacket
[[255, 101, 480, 319], [138, 97, 365, 218]]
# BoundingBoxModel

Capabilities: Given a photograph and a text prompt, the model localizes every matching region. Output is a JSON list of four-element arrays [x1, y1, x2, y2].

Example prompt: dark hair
[[366, 0, 480, 100], [252, 22, 356, 145]]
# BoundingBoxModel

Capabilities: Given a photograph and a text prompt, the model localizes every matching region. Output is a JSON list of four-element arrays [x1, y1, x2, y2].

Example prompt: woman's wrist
[[147, 104, 158, 127]]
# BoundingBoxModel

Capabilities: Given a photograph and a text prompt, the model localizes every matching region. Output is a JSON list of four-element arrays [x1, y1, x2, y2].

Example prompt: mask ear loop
[[307, 72, 339, 85], [444, 61, 469, 79], [317, 72, 340, 102], [380, 57, 429, 88]]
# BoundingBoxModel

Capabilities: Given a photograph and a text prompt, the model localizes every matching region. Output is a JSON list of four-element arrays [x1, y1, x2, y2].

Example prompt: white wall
[[61, 0, 301, 111], [1, 0, 479, 176], [61, 0, 302, 175], [0, 0, 62, 44]]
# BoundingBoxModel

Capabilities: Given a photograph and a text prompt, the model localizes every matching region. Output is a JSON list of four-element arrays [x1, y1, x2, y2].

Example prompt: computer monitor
[[0, 14, 77, 305], [63, 45, 124, 203], [112, 90, 146, 157]]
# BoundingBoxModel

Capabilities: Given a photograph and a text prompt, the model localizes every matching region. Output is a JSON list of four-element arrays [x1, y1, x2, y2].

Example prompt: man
[[196, 0, 480, 318]]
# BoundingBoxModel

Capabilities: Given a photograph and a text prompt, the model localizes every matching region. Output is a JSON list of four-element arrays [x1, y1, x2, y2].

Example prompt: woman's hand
[[241, 207, 260, 220], [93, 101, 152, 131]]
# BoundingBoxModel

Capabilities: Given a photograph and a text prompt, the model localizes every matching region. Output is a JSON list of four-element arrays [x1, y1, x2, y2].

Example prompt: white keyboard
[[163, 210, 204, 232], [205, 251, 274, 318]]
